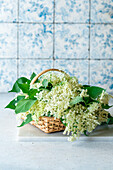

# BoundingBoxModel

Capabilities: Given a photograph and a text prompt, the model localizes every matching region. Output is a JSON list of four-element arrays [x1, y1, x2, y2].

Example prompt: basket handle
[[30, 68, 69, 85]]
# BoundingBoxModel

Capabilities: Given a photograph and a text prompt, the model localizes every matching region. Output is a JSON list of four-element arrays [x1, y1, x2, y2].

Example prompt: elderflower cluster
[[23, 72, 110, 141], [99, 90, 110, 105], [80, 89, 89, 98]]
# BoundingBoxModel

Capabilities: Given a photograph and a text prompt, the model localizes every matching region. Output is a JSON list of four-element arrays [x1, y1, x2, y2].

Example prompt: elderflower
[[22, 72, 111, 141], [99, 90, 110, 105], [80, 89, 89, 98]]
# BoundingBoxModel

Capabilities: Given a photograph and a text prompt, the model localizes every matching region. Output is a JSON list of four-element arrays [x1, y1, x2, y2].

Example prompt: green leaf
[[30, 72, 36, 80], [107, 114, 113, 125], [83, 86, 106, 99], [83, 85, 91, 88], [46, 82, 53, 90], [35, 79, 40, 83], [17, 83, 30, 93], [102, 104, 113, 109], [46, 111, 52, 117], [42, 79, 48, 88], [84, 130, 89, 136], [84, 97, 99, 106], [5, 99, 16, 110], [17, 114, 32, 127], [107, 118, 111, 124], [60, 117, 67, 126], [17, 96, 26, 102], [39, 81, 53, 91], [15, 99, 37, 114], [83, 97, 91, 105], [5, 96, 25, 110], [39, 86, 49, 91], [107, 117, 113, 125], [101, 122, 107, 126], [30, 72, 39, 83], [70, 96, 84, 106], [9, 77, 30, 93], [28, 89, 38, 99]]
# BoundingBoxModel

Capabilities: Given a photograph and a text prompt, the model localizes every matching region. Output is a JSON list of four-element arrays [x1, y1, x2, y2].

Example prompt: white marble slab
[[17, 119, 113, 142], [17, 99, 113, 142]]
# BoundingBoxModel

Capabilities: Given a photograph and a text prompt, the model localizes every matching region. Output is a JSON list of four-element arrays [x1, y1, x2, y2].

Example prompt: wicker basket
[[22, 116, 65, 133], [23, 69, 70, 133]]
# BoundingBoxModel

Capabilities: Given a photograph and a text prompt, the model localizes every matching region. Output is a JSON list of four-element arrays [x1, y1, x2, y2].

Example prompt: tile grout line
[[17, 0, 19, 78], [52, 23, 54, 68], [0, 22, 113, 24], [17, 0, 19, 21], [88, 26, 91, 85], [88, 0, 91, 85], [53, 0, 55, 68], [0, 58, 113, 60], [89, 0, 91, 24], [17, 24, 19, 78]]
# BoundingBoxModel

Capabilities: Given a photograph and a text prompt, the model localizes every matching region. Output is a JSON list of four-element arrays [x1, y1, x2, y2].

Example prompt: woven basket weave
[[22, 116, 65, 133], [23, 69, 69, 133]]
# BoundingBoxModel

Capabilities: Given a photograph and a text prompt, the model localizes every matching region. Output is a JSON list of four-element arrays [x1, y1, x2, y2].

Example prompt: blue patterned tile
[[19, 0, 54, 22], [55, 0, 89, 23], [19, 24, 53, 58], [0, 59, 17, 92], [55, 24, 89, 59], [19, 59, 53, 78], [0, 0, 17, 22], [0, 24, 17, 58], [91, 0, 113, 23], [90, 24, 113, 59], [90, 60, 113, 93], [54, 60, 88, 84]]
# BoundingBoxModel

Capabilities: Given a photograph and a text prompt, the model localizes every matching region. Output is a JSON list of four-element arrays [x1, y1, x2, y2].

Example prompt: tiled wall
[[0, 0, 113, 93]]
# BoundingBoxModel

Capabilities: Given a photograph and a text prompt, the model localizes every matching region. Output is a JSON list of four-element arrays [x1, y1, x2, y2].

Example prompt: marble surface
[[1, 93, 113, 170], [18, 119, 113, 142]]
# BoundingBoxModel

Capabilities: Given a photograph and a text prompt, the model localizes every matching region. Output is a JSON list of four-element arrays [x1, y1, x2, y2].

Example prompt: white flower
[[18, 72, 110, 141], [68, 135, 77, 142], [80, 89, 89, 97], [99, 90, 110, 105], [88, 102, 101, 113]]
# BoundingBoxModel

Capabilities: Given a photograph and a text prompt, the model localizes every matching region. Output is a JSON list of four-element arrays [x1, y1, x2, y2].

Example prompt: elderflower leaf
[[42, 79, 48, 88], [107, 114, 113, 125], [5, 96, 25, 110], [83, 85, 106, 99], [15, 99, 37, 114], [17, 114, 32, 127], [101, 104, 113, 109], [9, 77, 30, 93]]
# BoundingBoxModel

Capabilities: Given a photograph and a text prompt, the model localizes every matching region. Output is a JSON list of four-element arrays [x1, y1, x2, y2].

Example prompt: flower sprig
[[5, 72, 113, 141]]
